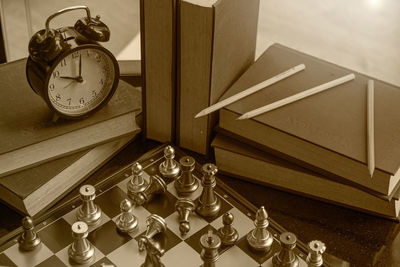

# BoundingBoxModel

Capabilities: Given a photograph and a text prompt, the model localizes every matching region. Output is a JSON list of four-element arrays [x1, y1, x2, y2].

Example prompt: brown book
[[218, 43, 400, 196], [140, 0, 177, 142], [212, 134, 400, 219], [0, 135, 137, 216], [0, 59, 142, 177], [177, 0, 259, 154]]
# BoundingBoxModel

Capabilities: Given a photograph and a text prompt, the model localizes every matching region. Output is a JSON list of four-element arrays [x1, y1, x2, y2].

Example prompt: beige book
[[177, 0, 259, 154]]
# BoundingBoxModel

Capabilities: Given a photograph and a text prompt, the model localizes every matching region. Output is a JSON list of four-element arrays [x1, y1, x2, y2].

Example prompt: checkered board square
[[0, 144, 314, 267]]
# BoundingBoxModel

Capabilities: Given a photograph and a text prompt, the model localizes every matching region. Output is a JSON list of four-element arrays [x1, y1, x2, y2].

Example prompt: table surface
[[1, 137, 399, 267]]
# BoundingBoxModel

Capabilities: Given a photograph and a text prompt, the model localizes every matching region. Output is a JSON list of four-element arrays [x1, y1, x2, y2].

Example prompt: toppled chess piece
[[175, 198, 195, 236], [306, 240, 326, 267], [200, 230, 221, 267], [141, 236, 166, 267], [138, 214, 167, 252], [174, 156, 199, 195], [136, 175, 167, 206], [68, 221, 94, 265], [217, 212, 238, 246], [76, 184, 102, 226], [272, 232, 299, 267], [196, 163, 221, 218], [159, 145, 181, 179], [247, 206, 273, 252], [18, 216, 41, 251], [116, 199, 138, 233], [127, 162, 148, 204]]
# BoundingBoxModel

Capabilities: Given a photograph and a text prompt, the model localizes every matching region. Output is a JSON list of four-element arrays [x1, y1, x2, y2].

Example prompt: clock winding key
[[159, 146, 180, 179], [76, 184, 102, 226]]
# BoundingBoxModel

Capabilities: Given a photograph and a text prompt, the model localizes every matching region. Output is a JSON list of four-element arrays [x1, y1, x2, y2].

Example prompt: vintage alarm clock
[[26, 6, 119, 120]]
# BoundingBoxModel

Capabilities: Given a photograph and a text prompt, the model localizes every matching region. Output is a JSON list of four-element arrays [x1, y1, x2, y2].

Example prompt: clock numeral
[[92, 90, 97, 97], [86, 50, 90, 57], [95, 54, 101, 63], [72, 52, 79, 59], [52, 71, 60, 79], [56, 93, 61, 101], [60, 58, 67, 67], [100, 79, 104, 85], [49, 84, 55, 91], [79, 98, 85, 105], [67, 98, 72, 105]]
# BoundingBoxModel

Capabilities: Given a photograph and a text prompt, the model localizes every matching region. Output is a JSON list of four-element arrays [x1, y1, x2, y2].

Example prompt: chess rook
[[136, 175, 167, 206], [247, 206, 273, 252], [138, 214, 167, 252], [116, 199, 138, 233], [196, 163, 221, 218], [127, 162, 148, 204], [200, 230, 221, 267], [68, 221, 94, 265], [76, 185, 102, 226], [217, 212, 238, 246], [174, 156, 199, 195], [18, 216, 41, 251], [272, 232, 299, 267], [306, 240, 326, 267], [175, 198, 195, 236], [159, 145, 181, 179]]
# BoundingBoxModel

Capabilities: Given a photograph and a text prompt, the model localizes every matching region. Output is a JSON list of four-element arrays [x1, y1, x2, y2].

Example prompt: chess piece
[[136, 175, 167, 206], [141, 236, 166, 267], [18, 216, 41, 251], [138, 214, 167, 252], [200, 230, 221, 267], [116, 199, 138, 233], [159, 145, 180, 179], [68, 221, 94, 264], [175, 198, 195, 236], [174, 156, 199, 195], [306, 240, 326, 267], [76, 184, 102, 225], [272, 232, 299, 267], [196, 163, 221, 218], [247, 206, 273, 252], [127, 162, 148, 204], [217, 212, 238, 246]]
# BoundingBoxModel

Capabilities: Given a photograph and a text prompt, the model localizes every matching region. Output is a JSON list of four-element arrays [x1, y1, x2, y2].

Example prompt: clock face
[[46, 46, 117, 117]]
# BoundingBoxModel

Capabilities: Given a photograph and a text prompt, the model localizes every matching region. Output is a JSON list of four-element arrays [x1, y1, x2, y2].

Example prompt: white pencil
[[237, 73, 356, 120], [367, 79, 375, 178], [194, 64, 306, 118]]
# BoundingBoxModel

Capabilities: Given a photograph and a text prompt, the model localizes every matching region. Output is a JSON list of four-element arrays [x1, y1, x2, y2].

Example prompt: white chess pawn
[[159, 146, 180, 179], [116, 199, 138, 233], [18, 216, 41, 251]]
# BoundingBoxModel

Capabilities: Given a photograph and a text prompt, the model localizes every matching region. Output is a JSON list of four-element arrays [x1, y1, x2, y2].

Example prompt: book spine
[[141, 0, 177, 142]]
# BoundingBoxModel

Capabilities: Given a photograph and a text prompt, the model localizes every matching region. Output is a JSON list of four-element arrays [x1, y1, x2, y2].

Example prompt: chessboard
[[0, 144, 335, 267]]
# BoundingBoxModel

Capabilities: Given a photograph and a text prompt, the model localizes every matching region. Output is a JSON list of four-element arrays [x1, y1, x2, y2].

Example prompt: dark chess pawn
[[138, 214, 167, 252], [200, 230, 221, 267], [136, 175, 167, 206], [76, 184, 102, 226], [247, 206, 273, 252], [68, 221, 94, 265], [141, 236, 166, 267], [217, 212, 238, 246], [196, 163, 221, 218], [175, 198, 195, 236], [306, 240, 326, 267], [127, 162, 148, 204], [159, 145, 180, 179], [18, 216, 41, 251], [174, 156, 199, 195], [272, 232, 299, 267], [116, 199, 138, 233]]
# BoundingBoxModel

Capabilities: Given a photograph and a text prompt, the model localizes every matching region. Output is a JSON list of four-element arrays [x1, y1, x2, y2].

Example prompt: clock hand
[[78, 54, 82, 78], [63, 80, 75, 89], [60, 76, 83, 83]]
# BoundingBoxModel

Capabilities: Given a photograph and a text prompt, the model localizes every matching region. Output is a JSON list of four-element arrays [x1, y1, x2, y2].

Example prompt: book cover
[[177, 0, 259, 154], [140, 0, 177, 142], [218, 43, 400, 195], [212, 134, 400, 219]]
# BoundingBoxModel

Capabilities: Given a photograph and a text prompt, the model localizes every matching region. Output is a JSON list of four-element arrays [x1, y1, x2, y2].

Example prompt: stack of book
[[212, 43, 400, 219], [0, 59, 142, 216]]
